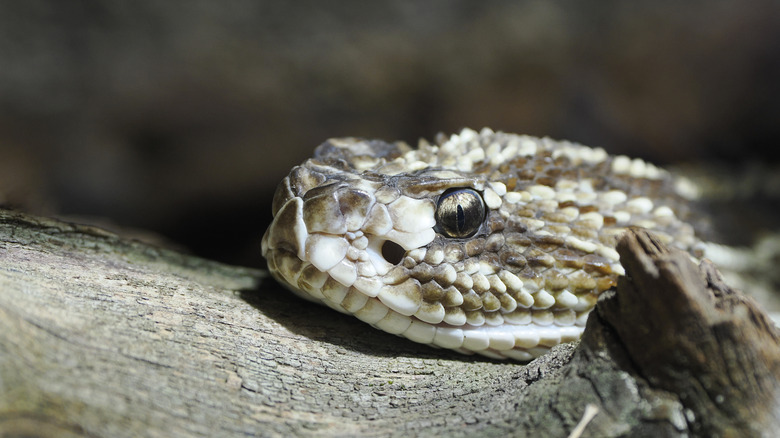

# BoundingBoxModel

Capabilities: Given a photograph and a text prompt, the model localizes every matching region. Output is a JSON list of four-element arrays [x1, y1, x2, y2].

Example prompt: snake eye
[[435, 188, 486, 238]]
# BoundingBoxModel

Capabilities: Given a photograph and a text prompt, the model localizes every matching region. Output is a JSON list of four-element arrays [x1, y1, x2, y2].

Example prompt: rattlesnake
[[261, 128, 703, 360]]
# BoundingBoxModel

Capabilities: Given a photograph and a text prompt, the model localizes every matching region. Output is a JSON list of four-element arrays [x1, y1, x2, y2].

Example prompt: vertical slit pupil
[[457, 204, 465, 233]]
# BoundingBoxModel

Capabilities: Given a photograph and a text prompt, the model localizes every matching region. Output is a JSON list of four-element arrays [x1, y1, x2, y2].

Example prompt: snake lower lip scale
[[261, 127, 701, 361]]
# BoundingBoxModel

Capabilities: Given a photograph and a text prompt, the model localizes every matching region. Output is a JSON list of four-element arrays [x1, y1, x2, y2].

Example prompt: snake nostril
[[380, 241, 405, 265]]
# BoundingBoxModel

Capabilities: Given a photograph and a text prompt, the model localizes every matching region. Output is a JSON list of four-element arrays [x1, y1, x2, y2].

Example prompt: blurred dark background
[[1, 1, 778, 268]]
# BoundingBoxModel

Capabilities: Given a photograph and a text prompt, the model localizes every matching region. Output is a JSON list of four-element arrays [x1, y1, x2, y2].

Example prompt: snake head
[[262, 129, 698, 360]]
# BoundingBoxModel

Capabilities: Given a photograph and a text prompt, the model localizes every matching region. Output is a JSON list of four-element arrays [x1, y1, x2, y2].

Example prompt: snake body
[[262, 128, 700, 360]]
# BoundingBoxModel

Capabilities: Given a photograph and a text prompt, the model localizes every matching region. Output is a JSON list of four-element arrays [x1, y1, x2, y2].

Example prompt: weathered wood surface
[[1, 209, 778, 437]]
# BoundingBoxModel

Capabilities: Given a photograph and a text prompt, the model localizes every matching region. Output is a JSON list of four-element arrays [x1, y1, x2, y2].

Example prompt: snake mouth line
[[266, 242, 586, 361], [362, 303, 585, 361], [344, 287, 586, 361]]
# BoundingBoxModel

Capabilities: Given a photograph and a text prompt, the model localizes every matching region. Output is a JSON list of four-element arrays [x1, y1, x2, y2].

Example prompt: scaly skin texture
[[262, 128, 700, 360]]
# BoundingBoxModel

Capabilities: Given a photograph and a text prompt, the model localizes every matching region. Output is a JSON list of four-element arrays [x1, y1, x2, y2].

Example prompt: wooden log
[[592, 229, 780, 436], [1, 210, 777, 437]]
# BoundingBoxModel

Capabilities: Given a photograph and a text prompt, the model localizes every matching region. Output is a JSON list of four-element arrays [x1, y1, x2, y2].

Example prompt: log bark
[[1, 210, 778, 437]]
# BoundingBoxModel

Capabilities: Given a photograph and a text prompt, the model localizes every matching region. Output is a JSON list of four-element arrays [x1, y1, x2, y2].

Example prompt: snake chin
[[264, 243, 585, 361]]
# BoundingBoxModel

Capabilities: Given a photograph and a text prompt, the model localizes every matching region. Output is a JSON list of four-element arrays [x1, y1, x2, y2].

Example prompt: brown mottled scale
[[262, 128, 700, 360]]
